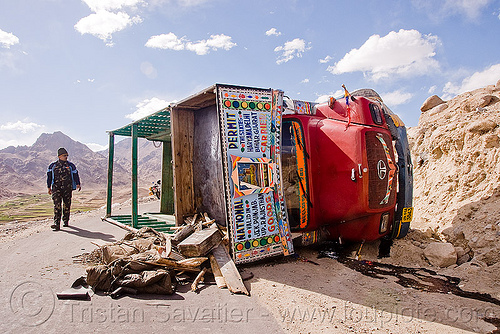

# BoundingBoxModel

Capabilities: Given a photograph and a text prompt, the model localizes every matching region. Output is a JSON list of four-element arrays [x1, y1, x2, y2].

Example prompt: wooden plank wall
[[193, 105, 227, 226], [171, 107, 195, 225]]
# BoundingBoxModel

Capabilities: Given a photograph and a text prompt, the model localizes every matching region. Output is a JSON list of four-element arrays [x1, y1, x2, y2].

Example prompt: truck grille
[[365, 131, 396, 209]]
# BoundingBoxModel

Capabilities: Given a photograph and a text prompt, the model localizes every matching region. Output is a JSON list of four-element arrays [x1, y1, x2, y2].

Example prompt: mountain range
[[0, 131, 163, 199]]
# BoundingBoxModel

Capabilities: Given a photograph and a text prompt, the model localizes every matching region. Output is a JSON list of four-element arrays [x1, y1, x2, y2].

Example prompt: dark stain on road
[[317, 241, 500, 333]]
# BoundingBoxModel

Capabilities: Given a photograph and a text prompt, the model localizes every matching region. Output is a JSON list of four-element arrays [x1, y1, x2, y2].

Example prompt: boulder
[[466, 119, 497, 134], [423, 242, 457, 267], [421, 95, 445, 112], [457, 253, 471, 266], [468, 94, 493, 110]]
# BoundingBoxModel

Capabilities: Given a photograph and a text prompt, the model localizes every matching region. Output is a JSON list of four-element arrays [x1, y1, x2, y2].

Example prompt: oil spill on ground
[[317, 241, 500, 332]]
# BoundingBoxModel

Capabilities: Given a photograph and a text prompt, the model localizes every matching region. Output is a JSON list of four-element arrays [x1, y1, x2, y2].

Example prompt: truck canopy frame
[[104, 85, 218, 230]]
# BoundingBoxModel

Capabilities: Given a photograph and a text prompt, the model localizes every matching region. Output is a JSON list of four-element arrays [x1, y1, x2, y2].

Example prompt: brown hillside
[[409, 79, 500, 266]]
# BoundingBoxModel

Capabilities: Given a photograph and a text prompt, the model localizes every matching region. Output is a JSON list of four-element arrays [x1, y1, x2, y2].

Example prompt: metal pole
[[160, 140, 174, 214], [132, 124, 138, 229], [105, 132, 115, 217]]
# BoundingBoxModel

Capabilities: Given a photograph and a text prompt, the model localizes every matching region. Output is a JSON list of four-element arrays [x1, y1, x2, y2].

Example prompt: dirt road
[[0, 202, 498, 333]]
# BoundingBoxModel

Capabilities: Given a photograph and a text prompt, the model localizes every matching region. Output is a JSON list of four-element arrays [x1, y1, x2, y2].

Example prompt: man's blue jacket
[[46, 160, 81, 190]]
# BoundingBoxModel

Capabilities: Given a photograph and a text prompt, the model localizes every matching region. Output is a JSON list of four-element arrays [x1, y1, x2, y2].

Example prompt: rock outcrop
[[420, 95, 446, 112], [423, 242, 457, 267], [409, 81, 500, 267]]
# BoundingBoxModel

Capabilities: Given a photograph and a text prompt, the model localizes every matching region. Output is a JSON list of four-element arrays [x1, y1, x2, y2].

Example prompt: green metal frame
[[111, 108, 171, 139], [104, 107, 174, 231]]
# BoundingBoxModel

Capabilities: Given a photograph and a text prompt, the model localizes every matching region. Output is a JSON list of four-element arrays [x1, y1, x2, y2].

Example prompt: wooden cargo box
[[170, 84, 294, 263]]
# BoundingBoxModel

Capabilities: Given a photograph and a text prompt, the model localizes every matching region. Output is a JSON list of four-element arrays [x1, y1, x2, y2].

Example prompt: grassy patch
[[0, 194, 101, 223]]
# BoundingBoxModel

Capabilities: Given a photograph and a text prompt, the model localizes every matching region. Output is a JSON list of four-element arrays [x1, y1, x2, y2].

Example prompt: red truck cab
[[282, 89, 413, 243]]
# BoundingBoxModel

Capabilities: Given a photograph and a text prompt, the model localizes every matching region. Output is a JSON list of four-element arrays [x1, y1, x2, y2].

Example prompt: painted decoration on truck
[[293, 100, 315, 115], [218, 85, 294, 264], [291, 121, 310, 229], [230, 156, 274, 198]]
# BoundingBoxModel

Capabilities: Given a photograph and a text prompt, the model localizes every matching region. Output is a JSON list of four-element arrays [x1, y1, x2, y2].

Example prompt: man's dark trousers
[[52, 187, 72, 228]]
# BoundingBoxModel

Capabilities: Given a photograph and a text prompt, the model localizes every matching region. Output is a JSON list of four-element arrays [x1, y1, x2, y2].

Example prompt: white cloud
[[86, 142, 108, 152], [319, 55, 332, 64], [0, 29, 19, 48], [443, 63, 500, 97], [445, 0, 491, 19], [75, 10, 142, 46], [145, 32, 185, 50], [126, 97, 172, 120], [274, 38, 311, 65], [428, 85, 437, 94], [412, 0, 491, 21], [327, 29, 440, 81], [381, 90, 413, 106], [186, 34, 236, 55], [145, 33, 236, 55], [301, 78, 309, 83], [265, 28, 281, 36], [412, 0, 492, 20], [0, 120, 45, 149], [315, 90, 344, 103], [75, 0, 143, 46], [315, 95, 330, 104], [75, 78, 95, 83], [0, 120, 44, 133], [81, 0, 145, 12]]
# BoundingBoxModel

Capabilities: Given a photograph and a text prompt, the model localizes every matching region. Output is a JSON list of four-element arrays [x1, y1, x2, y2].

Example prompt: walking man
[[47, 147, 81, 231]]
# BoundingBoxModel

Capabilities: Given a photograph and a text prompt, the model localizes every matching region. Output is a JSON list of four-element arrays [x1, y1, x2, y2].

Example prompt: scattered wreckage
[[71, 214, 249, 299]]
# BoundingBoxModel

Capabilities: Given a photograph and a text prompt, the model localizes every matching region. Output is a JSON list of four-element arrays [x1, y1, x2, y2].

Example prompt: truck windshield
[[282, 120, 309, 229]]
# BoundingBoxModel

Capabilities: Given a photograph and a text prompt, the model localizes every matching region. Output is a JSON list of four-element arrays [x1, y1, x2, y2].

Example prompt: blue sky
[[1, 0, 499, 151]]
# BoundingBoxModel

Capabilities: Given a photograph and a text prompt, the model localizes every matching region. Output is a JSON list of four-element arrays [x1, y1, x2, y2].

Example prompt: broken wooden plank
[[211, 244, 249, 295], [191, 267, 208, 292], [171, 214, 197, 246], [147, 259, 201, 272], [209, 253, 226, 289], [178, 227, 222, 257], [177, 257, 208, 267]]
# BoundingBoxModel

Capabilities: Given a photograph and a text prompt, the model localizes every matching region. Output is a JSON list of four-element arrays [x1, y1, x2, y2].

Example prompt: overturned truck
[[105, 84, 413, 264]]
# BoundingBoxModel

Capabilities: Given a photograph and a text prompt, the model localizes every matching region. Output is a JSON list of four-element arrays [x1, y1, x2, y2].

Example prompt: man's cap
[[58, 147, 68, 156]]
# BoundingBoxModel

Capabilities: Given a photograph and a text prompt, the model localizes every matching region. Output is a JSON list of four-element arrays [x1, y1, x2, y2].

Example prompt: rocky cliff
[[409, 80, 500, 266]]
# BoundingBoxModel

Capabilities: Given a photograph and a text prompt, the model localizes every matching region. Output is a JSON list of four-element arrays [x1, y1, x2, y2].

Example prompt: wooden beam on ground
[[209, 253, 226, 288], [177, 227, 222, 257], [211, 244, 249, 295]]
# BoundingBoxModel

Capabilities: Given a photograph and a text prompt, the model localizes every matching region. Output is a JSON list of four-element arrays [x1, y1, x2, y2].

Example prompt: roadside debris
[[75, 213, 250, 299], [56, 276, 93, 300]]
